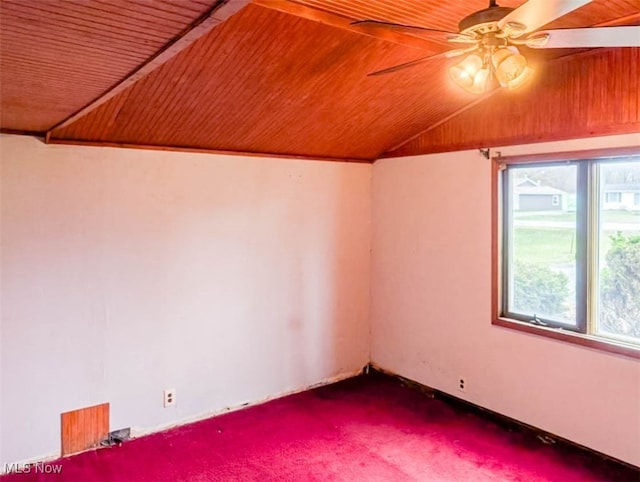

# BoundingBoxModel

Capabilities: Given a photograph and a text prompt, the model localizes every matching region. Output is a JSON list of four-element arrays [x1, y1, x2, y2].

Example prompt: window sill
[[493, 317, 640, 360]]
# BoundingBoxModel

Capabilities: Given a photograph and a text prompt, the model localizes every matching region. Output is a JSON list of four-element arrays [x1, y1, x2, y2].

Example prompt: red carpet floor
[[3, 373, 638, 481]]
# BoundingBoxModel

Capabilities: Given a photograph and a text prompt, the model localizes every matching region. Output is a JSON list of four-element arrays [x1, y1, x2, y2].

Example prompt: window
[[493, 150, 640, 358], [605, 191, 622, 203], [635, 193, 640, 205]]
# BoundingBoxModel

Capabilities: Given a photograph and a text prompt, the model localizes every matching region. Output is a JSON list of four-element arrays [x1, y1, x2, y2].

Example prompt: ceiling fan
[[352, 0, 640, 94]]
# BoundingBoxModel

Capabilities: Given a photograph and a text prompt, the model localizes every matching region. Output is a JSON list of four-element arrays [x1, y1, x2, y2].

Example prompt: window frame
[[491, 146, 640, 359]]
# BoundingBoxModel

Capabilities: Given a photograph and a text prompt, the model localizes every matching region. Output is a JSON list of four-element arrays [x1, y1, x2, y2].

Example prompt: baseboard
[[129, 367, 367, 439], [1, 366, 366, 473], [10, 363, 633, 474], [366, 363, 640, 472]]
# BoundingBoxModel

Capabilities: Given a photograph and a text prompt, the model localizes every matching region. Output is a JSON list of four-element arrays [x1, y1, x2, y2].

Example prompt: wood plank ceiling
[[0, 0, 220, 132], [1, 0, 638, 161]]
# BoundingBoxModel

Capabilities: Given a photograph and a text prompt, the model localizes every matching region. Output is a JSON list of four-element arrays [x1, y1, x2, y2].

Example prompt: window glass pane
[[596, 160, 640, 343], [507, 164, 577, 325]]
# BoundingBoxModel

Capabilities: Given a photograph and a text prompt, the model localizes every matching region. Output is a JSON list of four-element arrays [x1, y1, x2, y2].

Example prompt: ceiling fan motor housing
[[458, 6, 514, 33]]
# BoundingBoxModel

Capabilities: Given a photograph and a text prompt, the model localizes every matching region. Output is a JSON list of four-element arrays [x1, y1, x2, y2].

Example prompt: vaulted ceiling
[[1, 0, 639, 161]]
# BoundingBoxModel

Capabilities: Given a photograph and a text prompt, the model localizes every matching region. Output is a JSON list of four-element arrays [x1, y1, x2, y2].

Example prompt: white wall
[[371, 133, 640, 466], [3, 131, 640, 467], [0, 135, 371, 465]]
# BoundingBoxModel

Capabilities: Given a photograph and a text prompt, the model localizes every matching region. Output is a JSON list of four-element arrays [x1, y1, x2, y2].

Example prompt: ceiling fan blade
[[367, 48, 474, 77], [497, 0, 592, 38], [447, 35, 480, 44], [529, 26, 640, 48], [367, 51, 450, 77], [351, 19, 462, 37]]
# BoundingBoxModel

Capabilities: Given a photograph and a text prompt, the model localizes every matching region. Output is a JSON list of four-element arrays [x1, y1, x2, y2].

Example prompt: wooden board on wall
[[0, 0, 221, 132], [3, 0, 638, 159], [47, 3, 468, 161], [384, 48, 640, 157], [61, 403, 109, 456]]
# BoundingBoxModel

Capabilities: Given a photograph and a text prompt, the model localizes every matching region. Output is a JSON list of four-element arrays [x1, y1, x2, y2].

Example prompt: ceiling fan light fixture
[[451, 53, 482, 75], [492, 47, 527, 86], [361, 0, 631, 93], [460, 53, 483, 75], [449, 54, 490, 94], [448, 54, 481, 90], [506, 65, 535, 90], [469, 67, 490, 94]]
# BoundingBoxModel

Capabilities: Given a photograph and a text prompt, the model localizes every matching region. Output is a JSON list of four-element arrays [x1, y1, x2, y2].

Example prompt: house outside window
[[513, 177, 565, 211], [493, 151, 640, 358], [603, 184, 640, 210]]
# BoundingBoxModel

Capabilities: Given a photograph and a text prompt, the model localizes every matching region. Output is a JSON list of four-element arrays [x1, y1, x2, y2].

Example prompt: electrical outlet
[[163, 388, 176, 408], [458, 377, 466, 392]]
